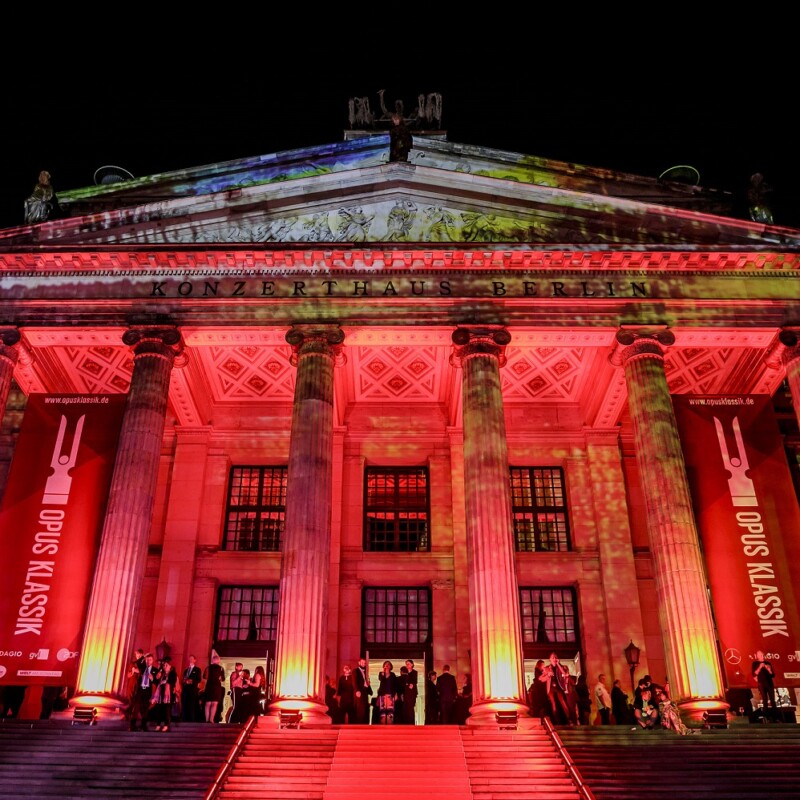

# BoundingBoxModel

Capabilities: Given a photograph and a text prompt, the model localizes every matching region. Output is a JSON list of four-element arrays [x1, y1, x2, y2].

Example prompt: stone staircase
[[323, 725, 472, 800], [556, 722, 800, 800], [461, 726, 584, 800], [214, 721, 585, 800], [216, 726, 339, 800], [0, 718, 242, 799]]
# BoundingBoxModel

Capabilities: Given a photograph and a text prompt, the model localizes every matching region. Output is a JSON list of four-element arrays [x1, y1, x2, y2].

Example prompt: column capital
[[772, 326, 800, 368], [285, 324, 345, 365], [122, 325, 183, 362], [609, 325, 675, 366], [0, 327, 21, 364], [450, 326, 511, 367]]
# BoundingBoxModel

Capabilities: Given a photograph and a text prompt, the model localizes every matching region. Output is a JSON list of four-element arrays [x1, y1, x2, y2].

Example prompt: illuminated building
[[1, 114, 799, 725]]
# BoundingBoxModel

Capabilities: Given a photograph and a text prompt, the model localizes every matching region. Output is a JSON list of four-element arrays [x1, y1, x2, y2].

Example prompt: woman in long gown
[[656, 689, 695, 735], [377, 661, 399, 724]]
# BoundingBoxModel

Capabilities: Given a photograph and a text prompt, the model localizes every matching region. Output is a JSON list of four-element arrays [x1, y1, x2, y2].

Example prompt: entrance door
[[368, 656, 426, 726]]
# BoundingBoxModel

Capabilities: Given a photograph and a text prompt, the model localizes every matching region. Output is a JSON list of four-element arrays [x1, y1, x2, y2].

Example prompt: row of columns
[[3, 322, 799, 719]]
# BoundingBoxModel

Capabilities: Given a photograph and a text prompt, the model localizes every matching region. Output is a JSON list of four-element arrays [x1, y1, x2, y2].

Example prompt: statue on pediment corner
[[24, 170, 60, 225]]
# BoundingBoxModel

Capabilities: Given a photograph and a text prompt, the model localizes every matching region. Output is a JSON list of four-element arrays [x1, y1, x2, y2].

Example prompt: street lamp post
[[623, 639, 641, 695]]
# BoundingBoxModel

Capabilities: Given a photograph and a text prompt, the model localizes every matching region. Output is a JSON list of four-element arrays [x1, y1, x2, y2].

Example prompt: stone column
[[271, 324, 344, 725], [75, 326, 181, 706], [451, 326, 527, 725], [0, 328, 20, 417], [611, 327, 725, 712]]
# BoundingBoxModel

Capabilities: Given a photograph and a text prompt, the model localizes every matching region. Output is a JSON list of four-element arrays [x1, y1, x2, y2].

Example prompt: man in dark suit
[[436, 664, 458, 724], [181, 654, 202, 722], [354, 657, 372, 723], [403, 659, 418, 724], [130, 652, 156, 731]]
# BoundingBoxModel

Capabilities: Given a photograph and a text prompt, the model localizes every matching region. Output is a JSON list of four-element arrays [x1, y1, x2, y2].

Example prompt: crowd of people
[[126, 649, 268, 731], [324, 659, 473, 725], [526, 652, 698, 735]]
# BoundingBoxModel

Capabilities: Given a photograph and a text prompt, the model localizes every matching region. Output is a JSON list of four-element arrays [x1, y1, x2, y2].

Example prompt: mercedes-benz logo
[[724, 648, 742, 665]]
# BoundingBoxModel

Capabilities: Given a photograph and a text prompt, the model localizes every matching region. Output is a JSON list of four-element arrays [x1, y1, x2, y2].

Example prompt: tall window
[[510, 466, 570, 552], [223, 466, 287, 551], [364, 467, 430, 551], [519, 587, 578, 648], [215, 586, 280, 642], [363, 587, 431, 646]]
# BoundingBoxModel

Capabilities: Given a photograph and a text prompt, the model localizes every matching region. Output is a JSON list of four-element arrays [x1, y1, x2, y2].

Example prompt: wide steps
[[460, 726, 582, 800], [0, 719, 241, 799], [556, 724, 800, 800]]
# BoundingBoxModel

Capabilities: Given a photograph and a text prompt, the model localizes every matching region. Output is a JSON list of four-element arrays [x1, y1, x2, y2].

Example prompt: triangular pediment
[[3, 136, 799, 249]]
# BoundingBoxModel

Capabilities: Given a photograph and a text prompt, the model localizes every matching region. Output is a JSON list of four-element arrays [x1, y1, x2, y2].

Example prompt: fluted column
[[271, 324, 344, 724], [0, 328, 20, 419], [75, 326, 181, 706], [451, 326, 527, 725], [612, 327, 724, 712]]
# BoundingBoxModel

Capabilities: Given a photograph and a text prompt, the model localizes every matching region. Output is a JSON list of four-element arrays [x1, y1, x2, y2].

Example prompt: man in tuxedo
[[403, 659, 418, 724], [181, 654, 202, 722], [354, 657, 372, 723], [130, 652, 156, 731], [436, 664, 458, 724]]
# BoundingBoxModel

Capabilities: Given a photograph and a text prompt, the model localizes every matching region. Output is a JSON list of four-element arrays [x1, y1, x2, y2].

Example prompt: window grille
[[363, 587, 431, 645], [510, 467, 570, 551], [364, 467, 430, 551], [223, 466, 287, 551], [215, 586, 280, 642], [519, 587, 578, 646]]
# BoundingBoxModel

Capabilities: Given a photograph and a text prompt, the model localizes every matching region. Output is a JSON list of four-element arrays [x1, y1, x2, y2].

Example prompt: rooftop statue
[[24, 170, 59, 225]]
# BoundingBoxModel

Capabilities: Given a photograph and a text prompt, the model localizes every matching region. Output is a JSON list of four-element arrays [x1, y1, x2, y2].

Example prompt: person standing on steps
[[436, 664, 458, 724], [594, 674, 612, 725], [181, 654, 202, 722], [354, 657, 372, 724], [752, 650, 778, 722], [402, 659, 419, 725]]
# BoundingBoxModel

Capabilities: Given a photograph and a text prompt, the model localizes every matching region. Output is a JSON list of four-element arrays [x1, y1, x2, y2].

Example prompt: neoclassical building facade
[[1, 123, 800, 723]]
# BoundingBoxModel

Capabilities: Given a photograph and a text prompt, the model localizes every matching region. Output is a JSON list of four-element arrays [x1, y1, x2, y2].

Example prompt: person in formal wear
[[130, 652, 157, 731], [425, 671, 439, 725], [227, 662, 245, 722], [633, 687, 659, 729], [337, 664, 357, 724], [151, 657, 178, 731], [249, 665, 266, 717], [453, 673, 473, 725], [574, 673, 591, 725], [752, 650, 778, 721], [231, 669, 254, 723], [611, 678, 630, 725], [353, 657, 372, 724], [540, 652, 573, 724], [402, 659, 419, 724], [656, 688, 694, 735], [528, 660, 549, 719], [377, 661, 399, 724], [436, 664, 459, 724], [203, 654, 225, 723], [181, 654, 202, 722], [395, 665, 408, 723], [594, 674, 612, 725]]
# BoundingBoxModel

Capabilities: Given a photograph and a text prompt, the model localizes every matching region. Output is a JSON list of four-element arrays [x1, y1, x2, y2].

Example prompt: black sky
[[3, 27, 798, 232]]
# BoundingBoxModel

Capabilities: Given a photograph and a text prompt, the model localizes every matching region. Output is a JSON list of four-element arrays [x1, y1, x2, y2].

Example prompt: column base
[[63, 693, 129, 727], [268, 698, 332, 727], [678, 698, 730, 725], [466, 700, 530, 728]]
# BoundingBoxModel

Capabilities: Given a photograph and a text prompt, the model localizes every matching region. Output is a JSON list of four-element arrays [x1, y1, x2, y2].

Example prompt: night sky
[[3, 31, 797, 232]]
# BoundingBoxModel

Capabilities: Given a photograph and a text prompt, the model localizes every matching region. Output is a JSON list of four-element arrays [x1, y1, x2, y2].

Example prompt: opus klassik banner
[[0, 394, 125, 687]]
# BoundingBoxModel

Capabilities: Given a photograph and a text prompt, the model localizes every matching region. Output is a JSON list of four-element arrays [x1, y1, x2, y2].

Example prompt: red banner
[[0, 394, 125, 687], [673, 395, 800, 689]]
